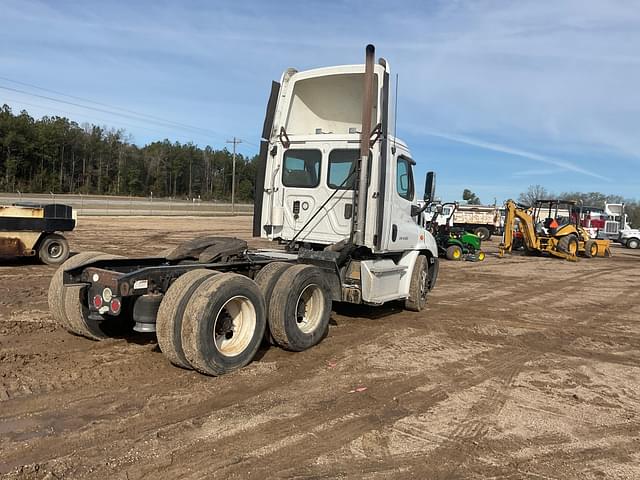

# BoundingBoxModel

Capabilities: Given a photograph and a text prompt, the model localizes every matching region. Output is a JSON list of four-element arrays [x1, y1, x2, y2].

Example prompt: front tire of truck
[[48, 251, 122, 337], [157, 269, 219, 369], [182, 273, 266, 376], [38, 233, 70, 265], [405, 254, 429, 312], [269, 264, 332, 352]]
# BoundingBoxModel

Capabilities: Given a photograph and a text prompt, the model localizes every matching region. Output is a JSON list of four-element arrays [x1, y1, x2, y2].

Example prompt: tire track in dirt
[[135, 347, 534, 480], [2, 218, 639, 479]]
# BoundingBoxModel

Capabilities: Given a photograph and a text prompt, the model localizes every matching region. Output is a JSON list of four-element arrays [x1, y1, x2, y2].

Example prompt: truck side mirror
[[424, 171, 436, 203]]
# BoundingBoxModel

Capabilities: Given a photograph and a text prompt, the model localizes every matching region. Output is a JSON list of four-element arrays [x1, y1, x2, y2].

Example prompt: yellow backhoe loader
[[499, 199, 611, 261]]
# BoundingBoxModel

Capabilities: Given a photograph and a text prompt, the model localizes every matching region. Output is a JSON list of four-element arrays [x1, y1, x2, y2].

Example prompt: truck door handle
[[344, 204, 352, 219], [392, 224, 398, 241]]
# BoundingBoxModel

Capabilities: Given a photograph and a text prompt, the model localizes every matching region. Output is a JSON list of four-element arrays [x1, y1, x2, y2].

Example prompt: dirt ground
[[1, 216, 639, 479]]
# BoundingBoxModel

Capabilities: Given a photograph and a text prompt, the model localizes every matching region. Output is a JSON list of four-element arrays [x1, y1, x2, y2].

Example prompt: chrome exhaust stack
[[352, 44, 376, 246]]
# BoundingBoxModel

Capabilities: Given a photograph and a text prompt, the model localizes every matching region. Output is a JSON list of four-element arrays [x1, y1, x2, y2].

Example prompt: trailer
[[0, 203, 75, 264], [48, 45, 440, 376]]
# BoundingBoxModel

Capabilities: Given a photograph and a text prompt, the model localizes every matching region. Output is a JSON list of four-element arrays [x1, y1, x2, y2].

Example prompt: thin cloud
[[512, 168, 564, 177], [418, 130, 611, 182]]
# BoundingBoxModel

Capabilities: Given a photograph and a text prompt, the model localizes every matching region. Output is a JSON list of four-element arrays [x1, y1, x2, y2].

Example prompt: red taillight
[[110, 298, 122, 314], [93, 295, 103, 309]]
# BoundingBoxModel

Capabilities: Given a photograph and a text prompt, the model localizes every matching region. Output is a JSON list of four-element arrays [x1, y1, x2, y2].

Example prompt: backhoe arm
[[499, 200, 538, 257]]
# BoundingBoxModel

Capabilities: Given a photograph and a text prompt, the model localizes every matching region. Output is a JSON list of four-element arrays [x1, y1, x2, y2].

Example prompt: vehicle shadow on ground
[[0, 256, 43, 267], [332, 301, 403, 321]]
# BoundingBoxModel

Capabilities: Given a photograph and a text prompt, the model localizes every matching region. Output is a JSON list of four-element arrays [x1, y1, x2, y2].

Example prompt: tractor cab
[[532, 199, 579, 238]]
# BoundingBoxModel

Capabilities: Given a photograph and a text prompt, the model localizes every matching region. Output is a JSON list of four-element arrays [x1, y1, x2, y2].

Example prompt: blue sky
[[1, 0, 639, 202]]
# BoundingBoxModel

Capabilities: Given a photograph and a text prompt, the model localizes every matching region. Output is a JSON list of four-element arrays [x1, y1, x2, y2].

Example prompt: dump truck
[[451, 204, 501, 240], [48, 45, 440, 376], [0, 203, 75, 265], [421, 202, 501, 240]]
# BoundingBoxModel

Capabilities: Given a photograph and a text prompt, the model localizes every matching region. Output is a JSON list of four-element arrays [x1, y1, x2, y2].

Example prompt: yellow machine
[[0, 203, 76, 265], [499, 199, 611, 261]]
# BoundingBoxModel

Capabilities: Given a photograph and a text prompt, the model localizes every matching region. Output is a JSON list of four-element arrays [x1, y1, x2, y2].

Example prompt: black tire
[[48, 251, 113, 335], [156, 269, 218, 369], [38, 233, 70, 265], [63, 286, 125, 340], [269, 264, 332, 352], [627, 238, 640, 249], [182, 273, 266, 376], [61, 253, 128, 340], [405, 255, 429, 312], [474, 227, 491, 241], [445, 245, 463, 261], [557, 235, 578, 255], [584, 240, 598, 258], [254, 262, 294, 343]]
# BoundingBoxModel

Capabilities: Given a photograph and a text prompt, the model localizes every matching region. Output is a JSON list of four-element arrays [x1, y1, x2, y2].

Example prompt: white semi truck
[[603, 203, 640, 249], [48, 45, 440, 376]]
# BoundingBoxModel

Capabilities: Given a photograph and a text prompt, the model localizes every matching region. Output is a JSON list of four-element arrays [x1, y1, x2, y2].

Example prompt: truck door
[[387, 152, 419, 251]]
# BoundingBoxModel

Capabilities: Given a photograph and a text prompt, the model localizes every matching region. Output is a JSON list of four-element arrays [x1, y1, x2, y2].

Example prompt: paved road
[[0, 193, 253, 216]]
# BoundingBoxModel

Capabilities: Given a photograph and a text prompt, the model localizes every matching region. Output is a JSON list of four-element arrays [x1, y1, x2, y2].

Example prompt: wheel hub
[[48, 242, 62, 258], [295, 284, 324, 334], [213, 295, 256, 357]]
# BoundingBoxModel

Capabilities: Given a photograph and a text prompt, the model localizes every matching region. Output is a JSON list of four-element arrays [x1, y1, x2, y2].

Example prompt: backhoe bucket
[[593, 239, 612, 257]]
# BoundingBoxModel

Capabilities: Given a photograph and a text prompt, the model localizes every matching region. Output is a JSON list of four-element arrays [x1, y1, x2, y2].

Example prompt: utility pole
[[188, 155, 192, 200], [226, 137, 242, 214]]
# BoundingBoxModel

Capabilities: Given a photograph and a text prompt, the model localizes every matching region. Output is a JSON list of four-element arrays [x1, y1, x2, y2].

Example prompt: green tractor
[[426, 202, 486, 261]]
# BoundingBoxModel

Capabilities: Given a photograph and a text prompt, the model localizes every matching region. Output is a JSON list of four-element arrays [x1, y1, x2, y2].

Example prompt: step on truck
[[48, 45, 440, 376]]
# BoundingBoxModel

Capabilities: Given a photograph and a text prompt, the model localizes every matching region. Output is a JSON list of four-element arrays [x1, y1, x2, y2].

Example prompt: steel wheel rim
[[296, 284, 324, 334], [213, 295, 256, 357], [419, 267, 428, 301], [48, 242, 63, 258]]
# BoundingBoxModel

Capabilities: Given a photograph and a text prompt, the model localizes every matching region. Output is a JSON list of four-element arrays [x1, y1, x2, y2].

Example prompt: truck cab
[[253, 61, 437, 258]]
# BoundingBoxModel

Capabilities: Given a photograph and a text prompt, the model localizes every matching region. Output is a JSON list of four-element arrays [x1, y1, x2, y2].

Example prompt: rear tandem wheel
[[268, 264, 332, 352], [181, 273, 267, 376], [49, 251, 129, 340], [156, 268, 219, 369]]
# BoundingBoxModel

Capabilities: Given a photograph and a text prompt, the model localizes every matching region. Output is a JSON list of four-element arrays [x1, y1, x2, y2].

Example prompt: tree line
[[0, 105, 258, 201]]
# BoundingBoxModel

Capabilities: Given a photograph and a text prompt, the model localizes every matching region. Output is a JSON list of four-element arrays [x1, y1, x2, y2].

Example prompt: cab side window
[[282, 150, 321, 188], [396, 156, 414, 201], [327, 149, 372, 189]]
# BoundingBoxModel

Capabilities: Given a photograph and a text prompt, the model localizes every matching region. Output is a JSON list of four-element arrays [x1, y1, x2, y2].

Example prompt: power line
[[0, 95, 213, 145], [0, 78, 261, 153], [0, 75, 225, 139], [0, 84, 224, 140]]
